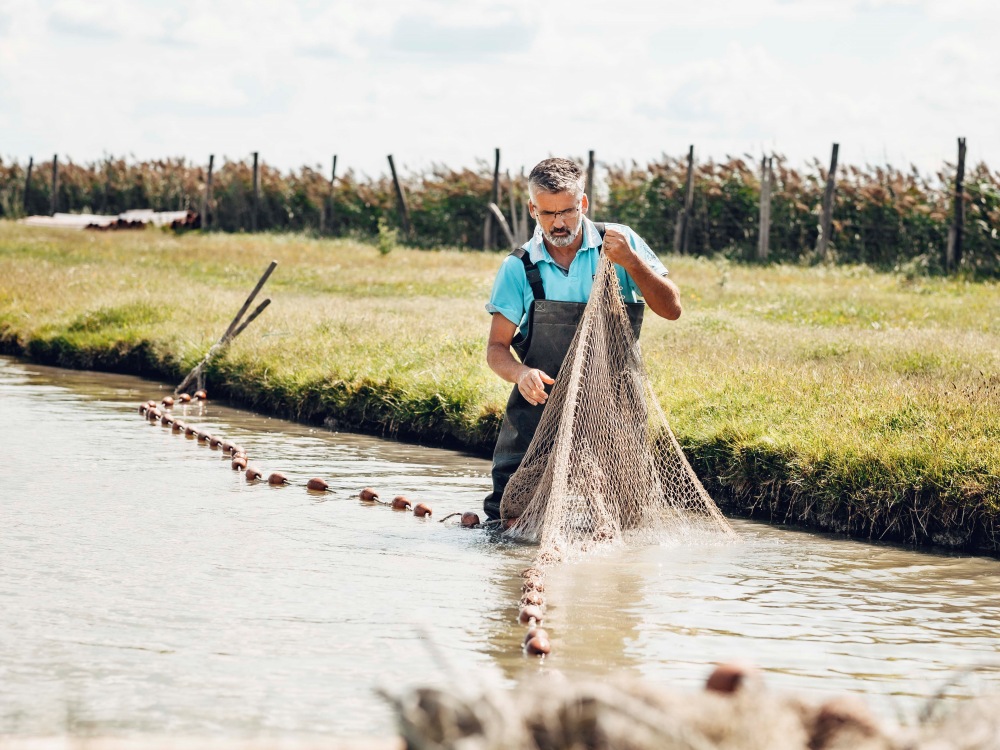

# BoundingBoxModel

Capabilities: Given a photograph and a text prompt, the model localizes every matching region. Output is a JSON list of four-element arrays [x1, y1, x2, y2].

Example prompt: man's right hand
[[517, 367, 555, 406]]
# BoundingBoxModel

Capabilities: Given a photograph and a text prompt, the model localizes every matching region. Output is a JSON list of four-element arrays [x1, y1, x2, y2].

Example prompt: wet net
[[501, 254, 735, 559]]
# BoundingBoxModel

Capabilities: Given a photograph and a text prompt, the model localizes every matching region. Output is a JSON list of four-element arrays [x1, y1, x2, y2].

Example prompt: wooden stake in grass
[[251, 151, 260, 232], [488, 203, 517, 251], [387, 154, 412, 238], [673, 145, 695, 254], [50, 154, 59, 216], [585, 149, 596, 221], [946, 137, 967, 273], [483, 148, 501, 251], [22, 157, 32, 215], [816, 143, 839, 262], [758, 156, 774, 261], [323, 154, 338, 235], [203, 154, 214, 231]]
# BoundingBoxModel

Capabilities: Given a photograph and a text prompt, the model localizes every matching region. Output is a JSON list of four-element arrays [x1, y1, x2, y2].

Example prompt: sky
[[0, 0, 996, 181]]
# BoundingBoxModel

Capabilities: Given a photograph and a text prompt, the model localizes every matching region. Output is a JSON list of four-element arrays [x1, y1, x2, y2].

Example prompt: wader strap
[[510, 222, 608, 303]]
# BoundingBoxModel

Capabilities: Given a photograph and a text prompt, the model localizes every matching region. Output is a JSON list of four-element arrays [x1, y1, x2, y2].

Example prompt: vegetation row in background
[[0, 153, 998, 275]]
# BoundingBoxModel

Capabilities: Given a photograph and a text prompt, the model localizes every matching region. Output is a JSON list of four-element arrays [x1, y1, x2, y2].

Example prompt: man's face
[[530, 190, 588, 248]]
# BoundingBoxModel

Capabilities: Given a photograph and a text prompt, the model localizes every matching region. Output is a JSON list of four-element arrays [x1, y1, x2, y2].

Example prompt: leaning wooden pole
[[673, 145, 695, 254], [174, 260, 278, 396], [50, 154, 59, 216], [23, 157, 33, 214], [325, 154, 338, 235], [946, 137, 967, 272], [387, 154, 412, 237], [488, 202, 517, 251], [817, 143, 839, 262]]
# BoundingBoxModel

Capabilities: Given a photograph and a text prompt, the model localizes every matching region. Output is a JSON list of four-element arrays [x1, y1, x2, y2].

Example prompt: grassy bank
[[1, 223, 997, 552]]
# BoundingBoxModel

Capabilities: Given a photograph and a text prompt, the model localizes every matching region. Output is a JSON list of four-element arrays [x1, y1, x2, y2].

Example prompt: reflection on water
[[1, 356, 998, 737]]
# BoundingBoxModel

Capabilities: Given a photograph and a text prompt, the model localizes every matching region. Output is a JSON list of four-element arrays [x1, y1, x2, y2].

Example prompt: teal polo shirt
[[485, 217, 668, 339]]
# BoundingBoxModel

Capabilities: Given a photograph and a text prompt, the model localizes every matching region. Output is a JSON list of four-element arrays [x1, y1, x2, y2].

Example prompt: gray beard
[[541, 216, 584, 248]]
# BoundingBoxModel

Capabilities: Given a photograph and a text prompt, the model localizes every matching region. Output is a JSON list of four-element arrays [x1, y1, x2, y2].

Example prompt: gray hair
[[528, 158, 585, 201]]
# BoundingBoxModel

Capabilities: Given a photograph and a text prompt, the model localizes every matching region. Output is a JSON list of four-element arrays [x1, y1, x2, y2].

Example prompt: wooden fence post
[[50, 154, 59, 216], [946, 137, 967, 272], [251, 151, 259, 232], [585, 149, 596, 221], [483, 148, 501, 250], [816, 143, 839, 261], [324, 154, 338, 235], [387, 154, 412, 237], [100, 157, 111, 215], [202, 154, 214, 230], [673, 145, 695, 254], [23, 157, 33, 214], [758, 156, 774, 261]]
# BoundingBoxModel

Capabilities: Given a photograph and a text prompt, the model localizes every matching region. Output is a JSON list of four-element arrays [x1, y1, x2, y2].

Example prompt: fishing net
[[501, 254, 735, 558]]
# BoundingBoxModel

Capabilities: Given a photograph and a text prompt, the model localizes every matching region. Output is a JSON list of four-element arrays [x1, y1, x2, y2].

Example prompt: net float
[[197, 432, 212, 444], [220, 441, 234, 453], [245, 466, 262, 481], [520, 591, 545, 608], [306, 477, 330, 492], [185, 425, 197, 436], [523, 627, 549, 646], [461, 512, 481, 528], [147, 400, 157, 408], [178, 393, 192, 402], [518, 605, 544, 625], [524, 636, 551, 656], [229, 444, 246, 456], [172, 420, 185, 432], [706, 662, 758, 695], [231, 456, 248, 470], [413, 503, 432, 518], [503, 517, 519, 530], [267, 472, 289, 486], [147, 409, 161, 421], [359, 487, 380, 502], [194, 389, 207, 400], [160, 414, 173, 426], [391, 496, 412, 511], [161, 396, 174, 407], [138, 403, 148, 415], [209, 436, 223, 449], [522, 577, 545, 593], [520, 567, 543, 579]]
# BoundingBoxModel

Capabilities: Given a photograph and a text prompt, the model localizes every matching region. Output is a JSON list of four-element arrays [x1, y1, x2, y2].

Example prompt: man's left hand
[[602, 229, 637, 270]]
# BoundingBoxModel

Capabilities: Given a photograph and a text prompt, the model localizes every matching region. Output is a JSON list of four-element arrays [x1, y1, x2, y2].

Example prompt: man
[[483, 157, 682, 522]]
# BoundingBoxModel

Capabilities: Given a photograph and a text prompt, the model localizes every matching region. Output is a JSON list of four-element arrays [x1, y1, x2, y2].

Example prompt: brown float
[[518, 605, 543, 625], [306, 478, 330, 492], [161, 396, 174, 407], [245, 466, 262, 481], [267, 472, 289, 486], [359, 487, 380, 502], [461, 512, 481, 528], [194, 389, 207, 400], [413, 503, 432, 517], [391, 496, 413, 511], [232, 456, 248, 470]]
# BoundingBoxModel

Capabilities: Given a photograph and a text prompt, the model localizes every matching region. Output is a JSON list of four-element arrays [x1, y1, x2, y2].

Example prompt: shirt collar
[[525, 216, 602, 265]]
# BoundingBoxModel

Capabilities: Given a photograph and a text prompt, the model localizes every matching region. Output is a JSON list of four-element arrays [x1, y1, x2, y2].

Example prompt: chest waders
[[483, 224, 645, 521]]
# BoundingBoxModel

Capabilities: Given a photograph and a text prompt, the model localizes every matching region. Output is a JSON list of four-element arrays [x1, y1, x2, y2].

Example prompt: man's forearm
[[621, 256, 682, 320], [487, 343, 527, 385]]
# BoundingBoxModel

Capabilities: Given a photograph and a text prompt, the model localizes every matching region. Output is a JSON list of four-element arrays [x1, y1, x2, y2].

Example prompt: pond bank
[[1, 224, 997, 555]]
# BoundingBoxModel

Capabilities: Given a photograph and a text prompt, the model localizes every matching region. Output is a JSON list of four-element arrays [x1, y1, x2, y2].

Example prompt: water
[[1, 356, 998, 737]]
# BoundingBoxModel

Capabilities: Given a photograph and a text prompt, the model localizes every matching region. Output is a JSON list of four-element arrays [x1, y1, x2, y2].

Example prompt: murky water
[[2, 356, 999, 737]]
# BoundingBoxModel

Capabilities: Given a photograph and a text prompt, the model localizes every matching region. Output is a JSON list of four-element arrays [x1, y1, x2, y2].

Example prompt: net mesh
[[501, 254, 735, 560]]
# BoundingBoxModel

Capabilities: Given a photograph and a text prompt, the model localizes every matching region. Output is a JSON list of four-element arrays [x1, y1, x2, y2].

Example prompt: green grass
[[1, 222, 998, 552]]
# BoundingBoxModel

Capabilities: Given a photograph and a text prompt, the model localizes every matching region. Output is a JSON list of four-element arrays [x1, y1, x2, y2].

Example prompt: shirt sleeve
[[485, 255, 528, 327], [612, 225, 668, 302]]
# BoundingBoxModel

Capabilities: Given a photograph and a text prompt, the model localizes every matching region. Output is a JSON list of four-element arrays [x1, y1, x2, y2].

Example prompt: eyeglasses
[[534, 204, 581, 223]]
